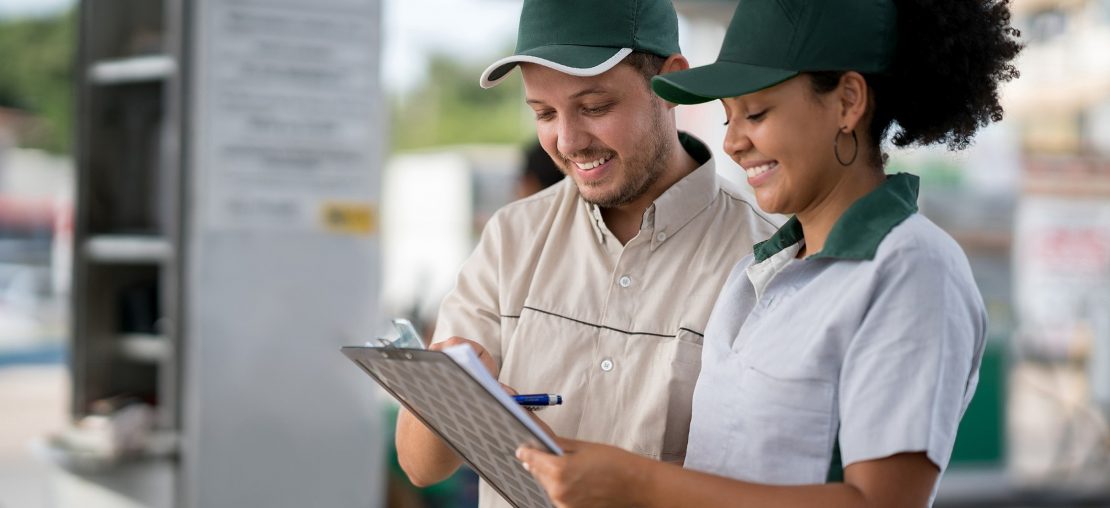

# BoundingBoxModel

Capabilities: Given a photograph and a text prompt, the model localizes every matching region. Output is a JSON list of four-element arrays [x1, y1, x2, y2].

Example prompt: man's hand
[[494, 379, 556, 441], [431, 336, 499, 377], [396, 336, 499, 487]]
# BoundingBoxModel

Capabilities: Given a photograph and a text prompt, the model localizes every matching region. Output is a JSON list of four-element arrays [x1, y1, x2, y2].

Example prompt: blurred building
[[381, 145, 521, 336], [1004, 0, 1110, 496], [0, 104, 72, 351]]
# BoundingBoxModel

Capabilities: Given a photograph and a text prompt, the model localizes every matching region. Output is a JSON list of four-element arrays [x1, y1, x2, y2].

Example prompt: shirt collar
[[585, 132, 717, 248], [752, 173, 920, 262], [646, 132, 717, 250]]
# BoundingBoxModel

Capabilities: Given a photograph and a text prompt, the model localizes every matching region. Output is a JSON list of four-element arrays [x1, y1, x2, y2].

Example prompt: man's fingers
[[500, 383, 519, 396], [429, 336, 468, 351], [431, 337, 499, 376]]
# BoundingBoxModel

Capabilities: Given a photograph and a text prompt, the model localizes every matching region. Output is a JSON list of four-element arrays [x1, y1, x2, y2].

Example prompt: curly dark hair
[[810, 0, 1023, 165]]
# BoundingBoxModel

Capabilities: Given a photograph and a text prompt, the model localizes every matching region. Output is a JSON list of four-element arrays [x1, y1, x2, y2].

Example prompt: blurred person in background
[[395, 0, 778, 506], [515, 141, 564, 199], [516, 0, 1021, 507]]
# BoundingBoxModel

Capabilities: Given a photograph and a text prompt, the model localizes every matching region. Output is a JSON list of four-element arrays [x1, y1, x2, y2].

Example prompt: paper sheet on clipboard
[[341, 344, 561, 508]]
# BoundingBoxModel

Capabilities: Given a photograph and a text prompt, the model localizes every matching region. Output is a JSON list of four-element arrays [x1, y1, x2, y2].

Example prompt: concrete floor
[[0, 364, 68, 508]]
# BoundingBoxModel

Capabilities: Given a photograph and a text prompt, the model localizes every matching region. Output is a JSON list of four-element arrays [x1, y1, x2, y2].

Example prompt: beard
[[558, 105, 673, 208]]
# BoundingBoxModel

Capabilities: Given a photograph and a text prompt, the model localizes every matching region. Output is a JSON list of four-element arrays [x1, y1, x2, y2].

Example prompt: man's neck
[[600, 135, 700, 245]]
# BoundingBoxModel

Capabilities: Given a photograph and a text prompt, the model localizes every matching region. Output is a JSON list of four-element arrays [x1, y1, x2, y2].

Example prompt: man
[[396, 1, 778, 506]]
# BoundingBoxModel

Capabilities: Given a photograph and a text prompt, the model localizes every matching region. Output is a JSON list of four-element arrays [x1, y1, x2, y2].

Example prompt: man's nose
[[556, 116, 591, 158]]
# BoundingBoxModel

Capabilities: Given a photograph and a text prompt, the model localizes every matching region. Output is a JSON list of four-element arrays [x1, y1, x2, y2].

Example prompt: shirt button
[[656, 232, 667, 242], [600, 358, 614, 372], [618, 276, 632, 288]]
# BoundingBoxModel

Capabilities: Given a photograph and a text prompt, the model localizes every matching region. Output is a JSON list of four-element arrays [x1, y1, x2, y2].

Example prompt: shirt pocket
[[735, 366, 836, 484], [659, 329, 704, 462]]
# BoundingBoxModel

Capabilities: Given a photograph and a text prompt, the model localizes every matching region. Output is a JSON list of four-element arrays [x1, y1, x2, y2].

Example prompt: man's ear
[[837, 71, 870, 133], [659, 54, 690, 75], [656, 54, 691, 109]]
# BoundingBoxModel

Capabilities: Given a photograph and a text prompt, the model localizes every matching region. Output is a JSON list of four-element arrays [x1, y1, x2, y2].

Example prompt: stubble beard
[[560, 106, 673, 209]]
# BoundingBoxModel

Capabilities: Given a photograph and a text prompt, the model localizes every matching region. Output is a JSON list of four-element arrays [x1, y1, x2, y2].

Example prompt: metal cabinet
[[70, 1, 385, 506]]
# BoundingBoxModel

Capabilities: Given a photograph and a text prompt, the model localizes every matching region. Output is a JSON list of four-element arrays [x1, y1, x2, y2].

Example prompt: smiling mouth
[[742, 161, 778, 178], [574, 154, 612, 170]]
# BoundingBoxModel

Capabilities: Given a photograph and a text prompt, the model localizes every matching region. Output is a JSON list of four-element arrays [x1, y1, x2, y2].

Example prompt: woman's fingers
[[553, 436, 578, 452], [516, 445, 555, 478]]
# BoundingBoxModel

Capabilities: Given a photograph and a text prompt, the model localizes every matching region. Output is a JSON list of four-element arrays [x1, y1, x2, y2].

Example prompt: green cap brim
[[651, 61, 799, 104], [480, 46, 632, 89]]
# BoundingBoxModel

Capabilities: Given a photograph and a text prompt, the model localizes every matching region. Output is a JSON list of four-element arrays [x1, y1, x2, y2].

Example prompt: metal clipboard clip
[[368, 318, 427, 350]]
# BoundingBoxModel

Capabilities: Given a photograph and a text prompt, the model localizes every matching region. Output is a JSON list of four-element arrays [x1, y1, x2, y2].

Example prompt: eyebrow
[[525, 87, 612, 106], [570, 87, 610, 99]]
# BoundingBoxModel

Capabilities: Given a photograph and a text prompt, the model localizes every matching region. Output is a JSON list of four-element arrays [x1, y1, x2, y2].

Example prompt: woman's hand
[[516, 438, 656, 508]]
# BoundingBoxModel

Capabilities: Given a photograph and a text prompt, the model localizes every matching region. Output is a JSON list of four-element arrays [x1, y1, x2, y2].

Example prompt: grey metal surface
[[181, 0, 385, 506]]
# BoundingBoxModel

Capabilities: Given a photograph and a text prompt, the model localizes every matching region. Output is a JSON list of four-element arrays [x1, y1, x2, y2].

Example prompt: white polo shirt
[[685, 173, 987, 505]]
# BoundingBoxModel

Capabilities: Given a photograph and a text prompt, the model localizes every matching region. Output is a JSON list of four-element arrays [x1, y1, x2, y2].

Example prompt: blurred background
[[0, 0, 1107, 507]]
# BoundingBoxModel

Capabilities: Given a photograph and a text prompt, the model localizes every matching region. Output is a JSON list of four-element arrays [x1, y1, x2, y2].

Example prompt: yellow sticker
[[321, 202, 377, 235]]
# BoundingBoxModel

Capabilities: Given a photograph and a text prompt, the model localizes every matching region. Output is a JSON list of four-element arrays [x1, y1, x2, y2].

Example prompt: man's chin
[[579, 190, 633, 209]]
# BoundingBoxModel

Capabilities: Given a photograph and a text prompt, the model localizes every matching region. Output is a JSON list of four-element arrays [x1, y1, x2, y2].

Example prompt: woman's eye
[[535, 111, 555, 121], [746, 110, 767, 121]]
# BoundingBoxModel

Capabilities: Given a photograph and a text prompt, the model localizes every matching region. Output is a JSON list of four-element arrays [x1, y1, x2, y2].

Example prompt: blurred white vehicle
[[0, 262, 57, 349]]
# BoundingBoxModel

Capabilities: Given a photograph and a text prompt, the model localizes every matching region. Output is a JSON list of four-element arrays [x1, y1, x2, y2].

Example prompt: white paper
[[442, 345, 563, 456], [197, 0, 381, 231]]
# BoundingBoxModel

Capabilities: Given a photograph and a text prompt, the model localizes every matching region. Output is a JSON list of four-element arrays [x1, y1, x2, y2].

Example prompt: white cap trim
[[479, 47, 634, 89]]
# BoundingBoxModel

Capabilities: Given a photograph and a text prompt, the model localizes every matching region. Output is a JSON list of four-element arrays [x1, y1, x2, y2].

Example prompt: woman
[[515, 0, 1022, 506]]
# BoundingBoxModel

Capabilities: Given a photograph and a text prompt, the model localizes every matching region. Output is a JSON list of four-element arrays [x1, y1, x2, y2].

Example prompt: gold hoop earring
[[834, 128, 858, 166]]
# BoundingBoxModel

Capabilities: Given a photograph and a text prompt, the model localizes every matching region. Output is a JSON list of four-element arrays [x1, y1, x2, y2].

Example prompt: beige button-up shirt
[[432, 134, 778, 508]]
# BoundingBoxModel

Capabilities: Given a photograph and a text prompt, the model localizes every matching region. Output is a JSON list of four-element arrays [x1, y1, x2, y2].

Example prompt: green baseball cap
[[652, 0, 898, 104], [479, 0, 681, 89]]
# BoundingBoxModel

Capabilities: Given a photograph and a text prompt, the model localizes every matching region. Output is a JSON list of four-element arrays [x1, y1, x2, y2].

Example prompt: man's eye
[[583, 104, 613, 115], [746, 110, 767, 121], [535, 111, 555, 121]]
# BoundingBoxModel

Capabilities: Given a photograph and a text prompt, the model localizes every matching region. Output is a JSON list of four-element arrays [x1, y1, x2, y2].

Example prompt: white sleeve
[[837, 249, 987, 471], [432, 213, 505, 369]]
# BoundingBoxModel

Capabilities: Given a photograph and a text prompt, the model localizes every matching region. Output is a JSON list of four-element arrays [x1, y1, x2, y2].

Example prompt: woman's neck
[[795, 168, 886, 259]]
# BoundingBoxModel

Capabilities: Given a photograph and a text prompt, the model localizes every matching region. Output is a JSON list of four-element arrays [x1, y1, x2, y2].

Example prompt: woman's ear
[[837, 71, 870, 133]]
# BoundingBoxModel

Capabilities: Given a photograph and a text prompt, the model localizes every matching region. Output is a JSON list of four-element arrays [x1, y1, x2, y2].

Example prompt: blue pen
[[512, 393, 563, 408]]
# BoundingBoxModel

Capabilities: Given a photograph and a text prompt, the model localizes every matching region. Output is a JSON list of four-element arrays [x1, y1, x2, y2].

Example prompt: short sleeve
[[837, 247, 987, 472], [431, 213, 506, 370]]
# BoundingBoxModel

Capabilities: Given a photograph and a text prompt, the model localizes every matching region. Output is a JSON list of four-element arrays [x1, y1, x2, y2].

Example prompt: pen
[[512, 393, 563, 407]]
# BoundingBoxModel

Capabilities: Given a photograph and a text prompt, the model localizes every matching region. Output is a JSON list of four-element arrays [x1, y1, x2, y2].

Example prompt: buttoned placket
[[734, 242, 803, 353], [582, 203, 654, 391]]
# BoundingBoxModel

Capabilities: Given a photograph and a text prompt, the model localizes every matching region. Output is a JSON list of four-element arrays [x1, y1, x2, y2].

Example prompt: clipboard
[[341, 344, 560, 508]]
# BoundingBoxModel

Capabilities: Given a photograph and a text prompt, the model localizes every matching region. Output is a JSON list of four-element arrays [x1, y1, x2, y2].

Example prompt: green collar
[[678, 131, 712, 166], [753, 173, 920, 262]]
